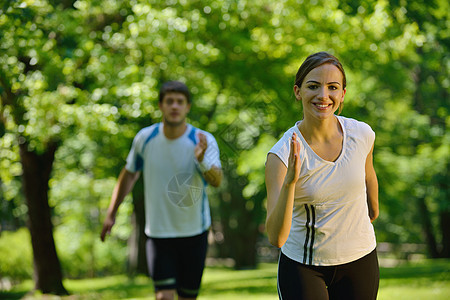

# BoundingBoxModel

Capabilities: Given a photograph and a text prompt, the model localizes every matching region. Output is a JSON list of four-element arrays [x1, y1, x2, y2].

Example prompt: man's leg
[[146, 238, 178, 300], [178, 295, 195, 300], [155, 290, 176, 300], [176, 231, 209, 300]]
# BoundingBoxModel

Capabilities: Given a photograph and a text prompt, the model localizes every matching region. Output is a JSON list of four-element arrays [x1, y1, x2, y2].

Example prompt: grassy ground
[[1, 259, 449, 300], [377, 259, 450, 300]]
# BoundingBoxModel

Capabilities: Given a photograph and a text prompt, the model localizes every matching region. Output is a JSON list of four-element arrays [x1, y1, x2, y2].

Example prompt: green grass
[[1, 259, 449, 300], [378, 259, 450, 300]]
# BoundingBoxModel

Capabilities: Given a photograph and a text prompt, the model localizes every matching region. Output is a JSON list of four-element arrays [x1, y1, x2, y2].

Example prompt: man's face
[[158, 92, 191, 127]]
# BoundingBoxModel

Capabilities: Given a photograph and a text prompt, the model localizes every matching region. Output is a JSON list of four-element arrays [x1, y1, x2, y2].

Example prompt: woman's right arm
[[265, 132, 301, 248]]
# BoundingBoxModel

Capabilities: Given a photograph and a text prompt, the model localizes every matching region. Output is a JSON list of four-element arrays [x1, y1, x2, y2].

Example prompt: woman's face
[[294, 63, 346, 121]]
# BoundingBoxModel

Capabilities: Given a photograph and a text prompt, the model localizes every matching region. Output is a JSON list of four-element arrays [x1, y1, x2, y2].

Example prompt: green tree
[[384, 0, 449, 257], [0, 0, 137, 292]]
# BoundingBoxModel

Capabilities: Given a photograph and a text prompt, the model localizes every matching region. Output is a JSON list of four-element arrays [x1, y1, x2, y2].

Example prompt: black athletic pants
[[146, 231, 208, 298], [278, 249, 379, 300]]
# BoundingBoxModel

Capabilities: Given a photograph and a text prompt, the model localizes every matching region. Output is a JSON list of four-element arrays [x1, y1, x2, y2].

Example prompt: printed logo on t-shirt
[[167, 172, 203, 207]]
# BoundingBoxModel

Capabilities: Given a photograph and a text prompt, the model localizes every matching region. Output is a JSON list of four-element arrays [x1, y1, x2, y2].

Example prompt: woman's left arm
[[365, 143, 379, 222]]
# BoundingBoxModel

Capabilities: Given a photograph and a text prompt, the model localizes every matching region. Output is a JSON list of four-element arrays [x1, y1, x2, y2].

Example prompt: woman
[[265, 52, 379, 300]]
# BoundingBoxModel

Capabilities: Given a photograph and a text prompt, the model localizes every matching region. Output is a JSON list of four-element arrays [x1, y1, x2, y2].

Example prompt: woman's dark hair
[[159, 81, 191, 103], [294, 52, 346, 89]]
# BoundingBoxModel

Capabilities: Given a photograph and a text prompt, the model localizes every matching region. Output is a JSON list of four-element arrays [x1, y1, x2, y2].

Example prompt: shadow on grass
[[0, 276, 154, 300], [201, 266, 277, 297], [202, 284, 276, 296], [89, 279, 151, 292], [202, 275, 276, 293], [67, 276, 154, 299], [0, 290, 27, 300]]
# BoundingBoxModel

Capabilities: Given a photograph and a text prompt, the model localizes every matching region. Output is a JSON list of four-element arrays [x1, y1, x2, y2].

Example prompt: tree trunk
[[438, 161, 450, 258], [232, 224, 258, 270], [19, 141, 68, 295], [439, 210, 450, 258], [128, 176, 148, 275], [417, 197, 439, 258]]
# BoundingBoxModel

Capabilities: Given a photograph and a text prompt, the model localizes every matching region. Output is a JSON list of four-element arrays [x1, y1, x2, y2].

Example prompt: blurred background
[[0, 0, 448, 297]]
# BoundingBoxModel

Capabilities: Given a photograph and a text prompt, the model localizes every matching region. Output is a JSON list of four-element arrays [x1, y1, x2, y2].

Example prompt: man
[[101, 81, 222, 300]]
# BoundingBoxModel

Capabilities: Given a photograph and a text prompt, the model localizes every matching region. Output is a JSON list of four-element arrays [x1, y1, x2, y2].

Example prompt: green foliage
[[51, 173, 132, 278], [55, 225, 130, 279], [0, 224, 130, 281], [0, 228, 32, 281]]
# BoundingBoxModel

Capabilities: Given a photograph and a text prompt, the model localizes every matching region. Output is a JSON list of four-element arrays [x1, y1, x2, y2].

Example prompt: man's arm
[[202, 165, 222, 187], [195, 132, 222, 187], [100, 167, 141, 241], [365, 143, 379, 222]]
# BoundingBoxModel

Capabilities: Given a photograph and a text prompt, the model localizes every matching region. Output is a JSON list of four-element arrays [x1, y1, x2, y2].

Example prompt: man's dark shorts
[[146, 230, 208, 298]]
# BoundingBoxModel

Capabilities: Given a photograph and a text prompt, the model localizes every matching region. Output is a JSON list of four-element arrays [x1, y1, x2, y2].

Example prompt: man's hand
[[195, 132, 207, 162], [100, 214, 115, 242]]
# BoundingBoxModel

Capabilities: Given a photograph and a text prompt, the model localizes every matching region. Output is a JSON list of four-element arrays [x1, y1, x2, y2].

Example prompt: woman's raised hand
[[284, 132, 301, 185]]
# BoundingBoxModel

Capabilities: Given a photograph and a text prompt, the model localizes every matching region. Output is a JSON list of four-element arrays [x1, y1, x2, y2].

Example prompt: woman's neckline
[[295, 116, 346, 164]]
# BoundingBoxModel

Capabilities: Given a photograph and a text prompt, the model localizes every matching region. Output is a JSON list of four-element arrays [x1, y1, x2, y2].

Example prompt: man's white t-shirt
[[126, 122, 221, 238], [268, 116, 376, 266]]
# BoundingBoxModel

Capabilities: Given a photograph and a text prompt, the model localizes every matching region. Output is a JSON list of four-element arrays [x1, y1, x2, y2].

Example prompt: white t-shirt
[[268, 116, 376, 266], [126, 123, 221, 238]]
